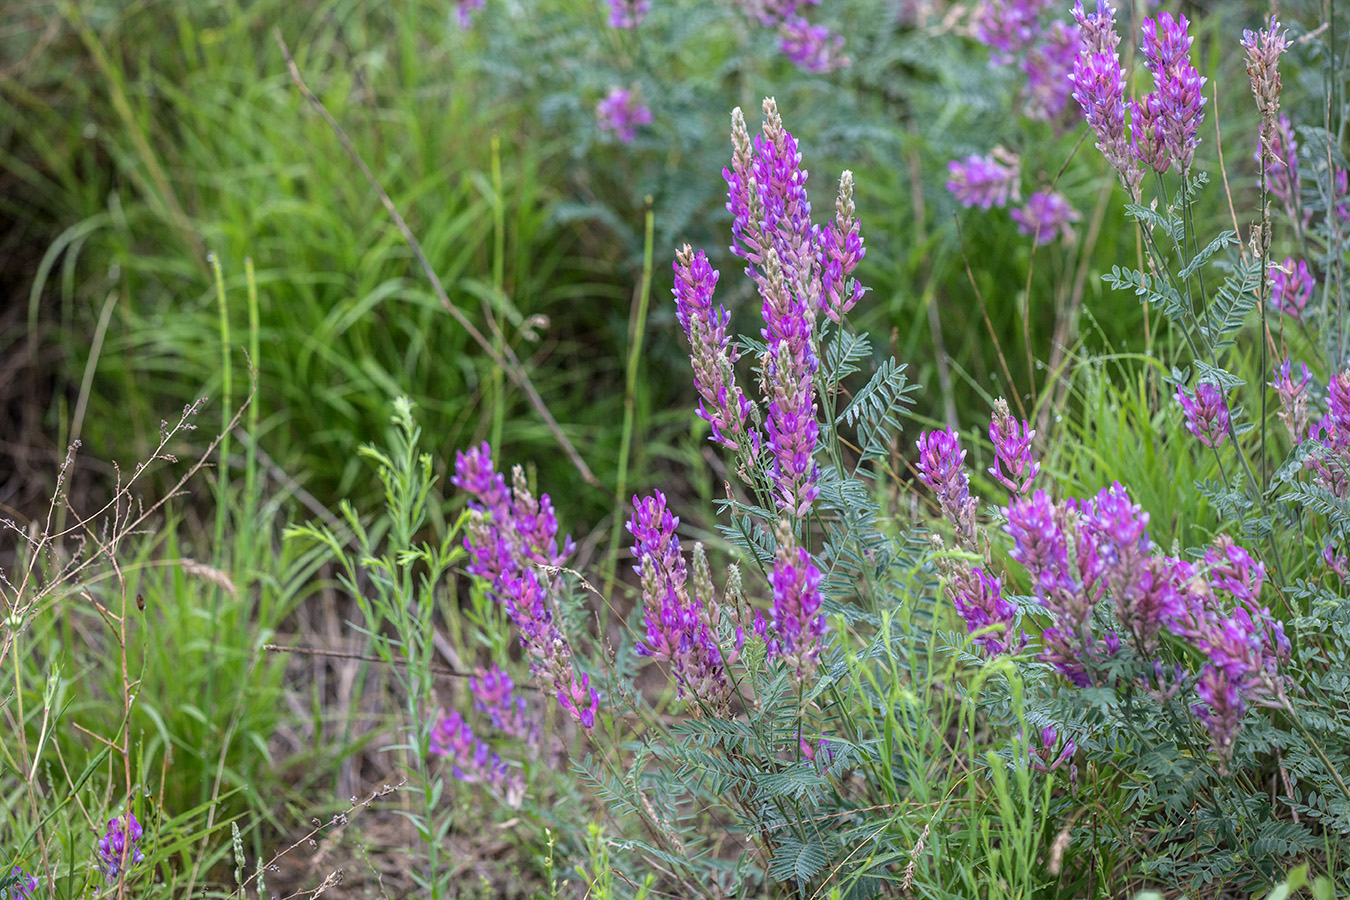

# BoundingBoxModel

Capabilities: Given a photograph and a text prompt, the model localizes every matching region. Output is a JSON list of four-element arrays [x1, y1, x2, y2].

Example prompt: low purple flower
[[767, 521, 826, 680], [596, 88, 653, 143], [916, 427, 978, 544], [780, 17, 849, 73], [1270, 360, 1312, 443], [673, 246, 756, 454], [1030, 725, 1076, 772], [2, 868, 39, 900], [949, 565, 1024, 655], [946, 151, 1020, 210], [1270, 258, 1314, 319], [1174, 383, 1230, 448], [1010, 190, 1080, 244], [988, 398, 1039, 493], [607, 0, 650, 28], [452, 0, 485, 28], [431, 709, 508, 783], [557, 672, 601, 729], [97, 814, 146, 883], [471, 665, 538, 745]]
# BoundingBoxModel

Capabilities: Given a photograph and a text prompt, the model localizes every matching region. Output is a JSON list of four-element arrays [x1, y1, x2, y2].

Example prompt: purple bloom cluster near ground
[[97, 814, 145, 883], [596, 88, 653, 143]]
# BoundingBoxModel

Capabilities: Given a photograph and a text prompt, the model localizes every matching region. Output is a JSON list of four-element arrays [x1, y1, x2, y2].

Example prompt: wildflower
[[1070, 1, 1141, 198], [916, 427, 978, 544], [1021, 20, 1081, 122], [1193, 664, 1245, 770], [497, 569, 598, 732], [431, 710, 508, 782], [1140, 12, 1206, 173], [1131, 93, 1170, 173], [1174, 382, 1230, 448], [1322, 544, 1349, 578], [1010, 190, 1080, 244], [452, 0, 485, 28], [1030, 725, 1076, 772], [946, 151, 1020, 210], [471, 665, 538, 745], [780, 17, 849, 72], [988, 398, 1039, 493], [97, 814, 145, 883], [606, 0, 650, 28], [948, 564, 1024, 655], [557, 671, 601, 729], [1, 868, 38, 900], [762, 249, 821, 516], [1269, 360, 1312, 443], [628, 493, 733, 709], [673, 246, 757, 454], [1204, 535, 1265, 604], [819, 170, 867, 322], [1270, 258, 1314, 319], [767, 520, 826, 680], [1242, 17, 1288, 121], [596, 88, 653, 143], [971, 0, 1052, 61]]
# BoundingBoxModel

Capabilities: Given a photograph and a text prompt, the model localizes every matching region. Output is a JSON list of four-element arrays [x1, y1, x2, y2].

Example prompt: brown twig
[[273, 30, 598, 487]]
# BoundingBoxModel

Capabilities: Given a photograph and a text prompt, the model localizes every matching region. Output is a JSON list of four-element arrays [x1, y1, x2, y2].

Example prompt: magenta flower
[[1131, 93, 1170, 173], [819, 170, 867, 322], [97, 814, 146, 883], [1174, 383, 1231, 448], [1270, 258, 1314, 319], [596, 88, 653, 143], [916, 427, 978, 544], [971, 0, 1053, 61], [1193, 664, 1245, 770], [1029, 725, 1076, 772], [673, 246, 756, 454], [1010, 190, 1080, 244], [1323, 544, 1349, 578], [949, 565, 1024, 655], [766, 522, 826, 680], [4, 867, 39, 900], [780, 17, 849, 73], [946, 152, 1020, 209], [1070, 1, 1141, 198], [1140, 12, 1206, 173], [431, 709, 510, 784], [1020, 20, 1081, 122], [471, 665, 538, 745], [1262, 115, 1302, 220], [607, 0, 650, 28], [628, 493, 735, 709], [988, 398, 1039, 493]]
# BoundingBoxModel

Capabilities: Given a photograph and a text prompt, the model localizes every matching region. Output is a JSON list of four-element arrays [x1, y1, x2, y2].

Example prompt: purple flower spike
[[819, 170, 867, 322], [972, 0, 1052, 60], [558, 671, 601, 729], [949, 565, 1024, 655], [1270, 360, 1312, 444], [988, 398, 1040, 493], [1204, 535, 1266, 604], [916, 427, 979, 544], [767, 521, 826, 680], [97, 813, 146, 883], [3, 867, 39, 900], [1174, 383, 1231, 448], [1263, 116, 1302, 220], [946, 151, 1021, 210], [471, 665, 538, 745], [1270, 258, 1314, 320], [762, 250, 822, 516], [1140, 11, 1206, 173], [1322, 544, 1349, 578], [1010, 190, 1080, 244], [596, 88, 652, 143], [607, 0, 650, 28], [1194, 664, 1245, 771], [1021, 20, 1082, 122], [780, 17, 849, 73], [673, 245, 756, 454], [1132, 93, 1171, 173], [1070, 1, 1141, 198], [431, 709, 510, 786]]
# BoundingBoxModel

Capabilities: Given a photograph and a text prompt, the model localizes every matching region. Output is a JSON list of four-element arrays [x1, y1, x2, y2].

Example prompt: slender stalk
[[603, 200, 656, 602]]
